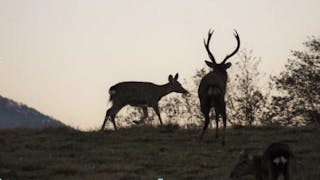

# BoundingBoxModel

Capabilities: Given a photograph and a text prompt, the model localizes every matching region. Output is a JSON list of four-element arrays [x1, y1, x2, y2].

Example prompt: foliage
[[227, 49, 268, 125], [270, 36, 320, 126]]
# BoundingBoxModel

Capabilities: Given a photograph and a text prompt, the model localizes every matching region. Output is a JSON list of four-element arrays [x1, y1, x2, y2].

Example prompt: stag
[[101, 73, 188, 131], [198, 29, 240, 145], [230, 143, 296, 180]]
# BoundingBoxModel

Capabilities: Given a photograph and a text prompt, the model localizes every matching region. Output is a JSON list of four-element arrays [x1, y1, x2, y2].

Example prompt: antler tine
[[203, 29, 217, 64], [221, 29, 240, 64]]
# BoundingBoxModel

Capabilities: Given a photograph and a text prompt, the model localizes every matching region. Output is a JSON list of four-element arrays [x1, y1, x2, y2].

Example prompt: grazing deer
[[198, 29, 240, 145], [101, 73, 188, 131], [230, 143, 296, 180]]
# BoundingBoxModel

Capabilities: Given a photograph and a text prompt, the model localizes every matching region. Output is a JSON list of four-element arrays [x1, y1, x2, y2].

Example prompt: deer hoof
[[132, 120, 140, 125]]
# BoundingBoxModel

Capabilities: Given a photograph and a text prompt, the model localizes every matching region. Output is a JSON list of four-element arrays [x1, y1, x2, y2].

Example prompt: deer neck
[[157, 83, 174, 100], [252, 156, 265, 178], [213, 69, 228, 82], [205, 70, 228, 93]]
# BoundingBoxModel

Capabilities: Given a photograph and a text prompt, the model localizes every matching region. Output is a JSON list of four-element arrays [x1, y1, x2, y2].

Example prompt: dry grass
[[0, 125, 319, 179]]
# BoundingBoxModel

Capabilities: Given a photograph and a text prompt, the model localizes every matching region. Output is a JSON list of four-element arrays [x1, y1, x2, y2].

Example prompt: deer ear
[[225, 62, 232, 69], [205, 61, 215, 68], [168, 75, 174, 82], [174, 73, 179, 80]]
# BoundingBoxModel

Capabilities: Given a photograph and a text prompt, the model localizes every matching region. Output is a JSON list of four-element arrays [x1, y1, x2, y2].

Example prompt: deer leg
[[200, 107, 210, 141], [284, 172, 290, 180], [267, 163, 276, 180], [141, 107, 148, 123], [102, 104, 123, 131], [215, 109, 219, 139], [111, 114, 117, 131], [221, 106, 227, 146], [101, 108, 112, 131], [200, 115, 210, 141], [271, 173, 278, 180], [152, 104, 163, 125], [284, 166, 291, 180], [133, 107, 148, 124]]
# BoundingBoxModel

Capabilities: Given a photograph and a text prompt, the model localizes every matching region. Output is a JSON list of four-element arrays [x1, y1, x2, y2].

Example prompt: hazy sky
[[0, 0, 319, 129]]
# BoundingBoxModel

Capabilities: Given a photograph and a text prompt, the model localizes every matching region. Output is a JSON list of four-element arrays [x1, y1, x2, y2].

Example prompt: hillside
[[0, 95, 65, 128], [0, 125, 319, 179]]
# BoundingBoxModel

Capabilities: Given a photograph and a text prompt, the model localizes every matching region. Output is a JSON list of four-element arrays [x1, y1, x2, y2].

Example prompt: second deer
[[198, 29, 240, 145], [230, 143, 296, 180], [101, 73, 188, 131]]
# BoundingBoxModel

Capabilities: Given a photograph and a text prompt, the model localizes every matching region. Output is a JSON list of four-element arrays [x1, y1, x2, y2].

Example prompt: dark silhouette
[[269, 36, 320, 126], [226, 49, 267, 126], [101, 73, 188, 131], [198, 29, 240, 145], [0, 95, 65, 128], [230, 143, 296, 180]]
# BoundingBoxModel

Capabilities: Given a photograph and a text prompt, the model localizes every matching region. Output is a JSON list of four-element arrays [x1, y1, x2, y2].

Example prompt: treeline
[[117, 36, 320, 128]]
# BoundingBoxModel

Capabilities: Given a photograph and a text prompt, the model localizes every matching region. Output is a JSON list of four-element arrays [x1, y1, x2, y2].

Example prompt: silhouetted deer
[[101, 73, 188, 131], [230, 143, 296, 180], [198, 29, 240, 145]]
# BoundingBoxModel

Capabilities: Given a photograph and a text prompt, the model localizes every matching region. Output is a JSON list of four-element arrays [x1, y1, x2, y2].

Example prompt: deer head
[[168, 73, 189, 94], [204, 29, 240, 72], [230, 150, 258, 179]]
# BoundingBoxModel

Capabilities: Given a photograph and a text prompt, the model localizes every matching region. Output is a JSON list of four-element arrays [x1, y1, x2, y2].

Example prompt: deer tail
[[108, 87, 117, 102], [207, 86, 222, 97]]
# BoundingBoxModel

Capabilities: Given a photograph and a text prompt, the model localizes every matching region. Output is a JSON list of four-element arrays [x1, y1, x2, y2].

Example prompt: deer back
[[198, 70, 228, 106], [108, 73, 188, 106], [109, 82, 161, 106]]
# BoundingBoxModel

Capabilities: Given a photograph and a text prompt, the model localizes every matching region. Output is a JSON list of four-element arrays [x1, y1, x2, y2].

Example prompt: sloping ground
[[0, 95, 65, 128], [0, 125, 319, 179]]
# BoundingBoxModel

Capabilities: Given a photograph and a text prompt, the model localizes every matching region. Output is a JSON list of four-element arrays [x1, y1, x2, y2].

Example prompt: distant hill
[[0, 95, 66, 128]]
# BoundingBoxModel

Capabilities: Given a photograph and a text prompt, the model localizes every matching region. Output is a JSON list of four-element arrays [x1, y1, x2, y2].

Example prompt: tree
[[227, 49, 267, 125], [271, 36, 320, 125]]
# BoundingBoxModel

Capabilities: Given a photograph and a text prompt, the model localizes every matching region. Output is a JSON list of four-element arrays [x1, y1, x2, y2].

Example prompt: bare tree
[[198, 29, 240, 145], [227, 49, 267, 126]]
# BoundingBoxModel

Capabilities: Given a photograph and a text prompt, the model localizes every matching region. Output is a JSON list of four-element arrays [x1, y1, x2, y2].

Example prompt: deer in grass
[[101, 73, 189, 131], [230, 143, 296, 180], [198, 29, 240, 145]]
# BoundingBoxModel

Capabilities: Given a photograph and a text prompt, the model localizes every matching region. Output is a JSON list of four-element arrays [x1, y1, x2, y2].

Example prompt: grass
[[0, 125, 319, 179]]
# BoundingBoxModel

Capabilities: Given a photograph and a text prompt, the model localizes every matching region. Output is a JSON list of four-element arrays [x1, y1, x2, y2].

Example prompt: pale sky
[[0, 0, 319, 130]]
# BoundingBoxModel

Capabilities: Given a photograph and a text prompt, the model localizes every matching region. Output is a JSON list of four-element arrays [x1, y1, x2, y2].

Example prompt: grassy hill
[[0, 125, 319, 179]]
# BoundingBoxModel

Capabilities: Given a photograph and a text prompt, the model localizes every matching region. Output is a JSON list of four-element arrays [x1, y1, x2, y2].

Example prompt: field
[[0, 125, 319, 180]]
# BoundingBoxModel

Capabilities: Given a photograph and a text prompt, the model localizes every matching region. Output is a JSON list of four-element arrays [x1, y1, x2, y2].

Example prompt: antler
[[204, 29, 216, 64], [221, 30, 240, 64]]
